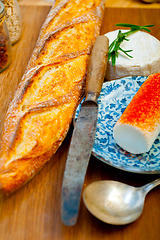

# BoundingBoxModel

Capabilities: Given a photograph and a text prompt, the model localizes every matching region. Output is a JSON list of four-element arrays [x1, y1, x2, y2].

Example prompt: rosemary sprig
[[108, 23, 154, 66]]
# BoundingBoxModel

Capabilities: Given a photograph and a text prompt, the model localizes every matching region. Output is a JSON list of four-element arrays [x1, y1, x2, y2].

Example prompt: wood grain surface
[[18, 0, 160, 8], [0, 5, 160, 240]]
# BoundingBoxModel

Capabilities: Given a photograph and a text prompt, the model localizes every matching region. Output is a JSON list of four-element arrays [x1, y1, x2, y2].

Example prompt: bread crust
[[0, 0, 105, 196]]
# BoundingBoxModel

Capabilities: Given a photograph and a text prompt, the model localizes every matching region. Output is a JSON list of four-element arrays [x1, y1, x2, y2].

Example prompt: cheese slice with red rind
[[113, 73, 160, 154]]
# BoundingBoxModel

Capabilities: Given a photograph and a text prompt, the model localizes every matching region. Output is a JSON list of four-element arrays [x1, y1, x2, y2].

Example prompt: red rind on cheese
[[113, 73, 160, 154], [118, 73, 160, 133]]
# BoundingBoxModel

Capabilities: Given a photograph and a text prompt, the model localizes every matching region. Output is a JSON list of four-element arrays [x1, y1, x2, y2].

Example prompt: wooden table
[[1, 3, 160, 240], [18, 0, 160, 8]]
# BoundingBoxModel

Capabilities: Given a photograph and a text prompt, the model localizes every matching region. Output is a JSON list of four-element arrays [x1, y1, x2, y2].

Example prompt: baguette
[[0, 0, 105, 196]]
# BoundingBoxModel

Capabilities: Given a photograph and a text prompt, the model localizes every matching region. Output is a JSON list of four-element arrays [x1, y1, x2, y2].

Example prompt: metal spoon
[[83, 179, 160, 225]]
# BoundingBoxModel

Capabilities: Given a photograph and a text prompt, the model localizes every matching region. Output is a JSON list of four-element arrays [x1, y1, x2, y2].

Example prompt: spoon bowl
[[83, 179, 160, 225]]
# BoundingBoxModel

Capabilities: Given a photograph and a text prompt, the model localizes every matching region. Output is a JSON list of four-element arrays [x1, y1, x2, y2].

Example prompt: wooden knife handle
[[85, 35, 109, 100]]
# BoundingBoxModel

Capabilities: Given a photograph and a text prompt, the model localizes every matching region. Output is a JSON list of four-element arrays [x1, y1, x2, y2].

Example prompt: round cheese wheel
[[104, 30, 160, 80]]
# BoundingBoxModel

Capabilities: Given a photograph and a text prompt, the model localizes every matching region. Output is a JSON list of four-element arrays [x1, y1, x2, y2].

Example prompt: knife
[[61, 35, 109, 226]]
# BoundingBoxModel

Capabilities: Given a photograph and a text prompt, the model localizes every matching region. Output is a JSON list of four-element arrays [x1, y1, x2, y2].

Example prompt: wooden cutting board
[[0, 5, 160, 240]]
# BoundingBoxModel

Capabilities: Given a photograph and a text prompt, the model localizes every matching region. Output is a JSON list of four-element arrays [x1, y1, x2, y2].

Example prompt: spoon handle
[[140, 178, 160, 195]]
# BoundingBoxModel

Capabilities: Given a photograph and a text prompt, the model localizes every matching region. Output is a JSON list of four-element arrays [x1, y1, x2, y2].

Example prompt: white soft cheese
[[104, 30, 160, 81], [113, 123, 157, 154], [113, 73, 160, 154]]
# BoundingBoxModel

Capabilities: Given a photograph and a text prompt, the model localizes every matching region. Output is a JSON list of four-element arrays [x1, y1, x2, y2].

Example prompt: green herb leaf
[[108, 23, 154, 66]]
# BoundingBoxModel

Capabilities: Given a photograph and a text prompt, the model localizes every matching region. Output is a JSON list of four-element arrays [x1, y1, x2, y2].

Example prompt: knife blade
[[61, 35, 109, 226]]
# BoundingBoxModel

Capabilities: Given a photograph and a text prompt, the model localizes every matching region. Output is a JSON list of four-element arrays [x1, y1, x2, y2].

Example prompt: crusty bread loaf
[[0, 0, 105, 196]]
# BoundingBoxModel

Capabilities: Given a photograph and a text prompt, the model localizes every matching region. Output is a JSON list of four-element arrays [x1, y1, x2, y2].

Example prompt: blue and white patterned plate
[[75, 76, 160, 174]]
